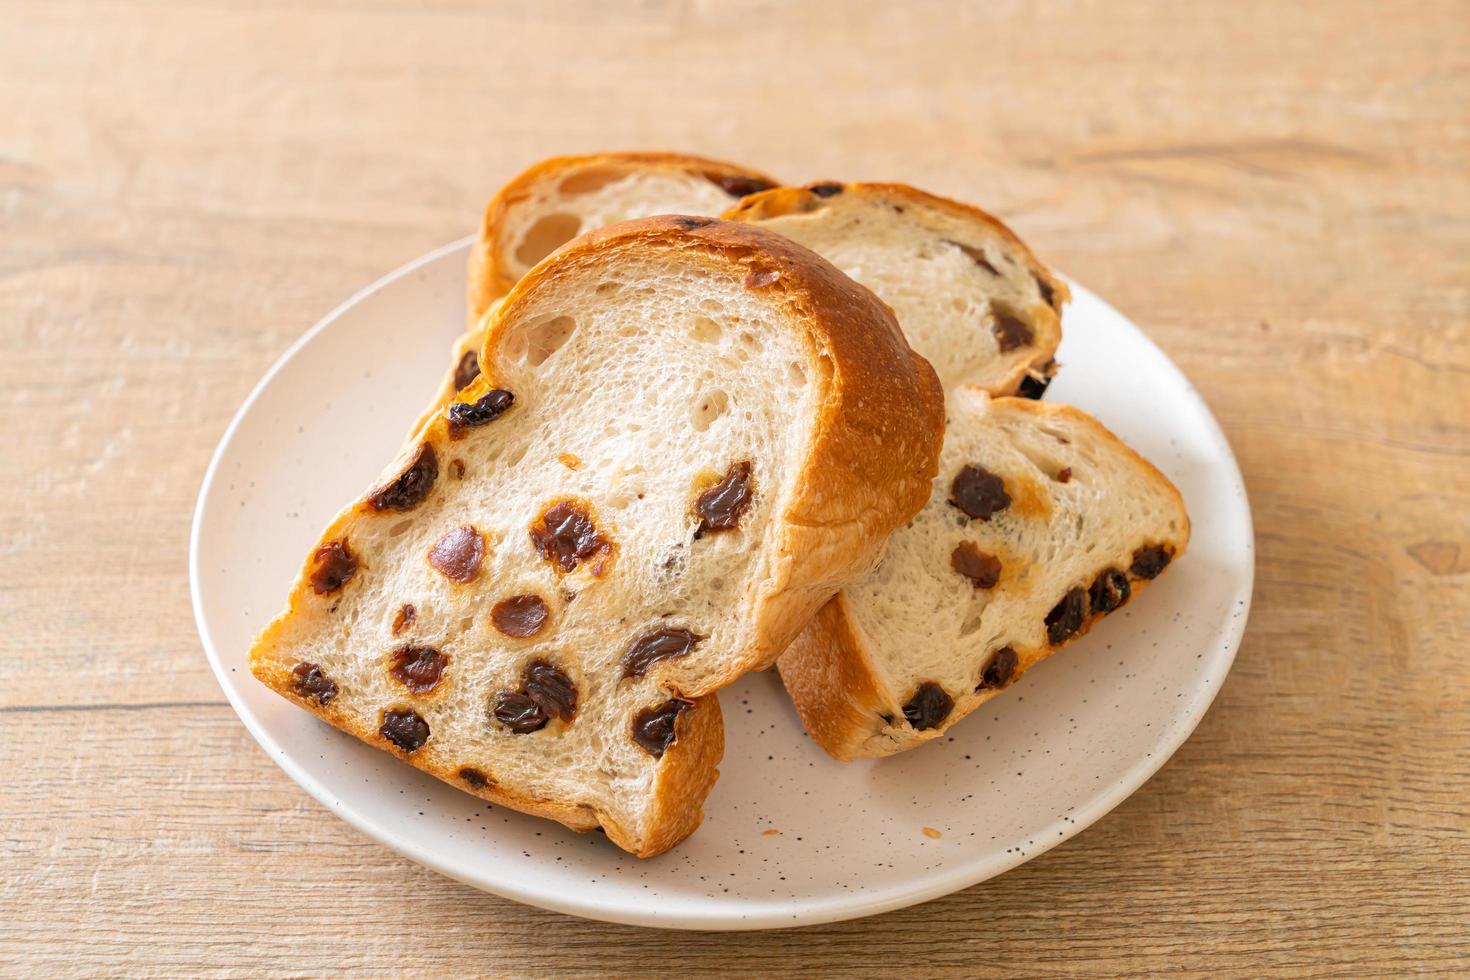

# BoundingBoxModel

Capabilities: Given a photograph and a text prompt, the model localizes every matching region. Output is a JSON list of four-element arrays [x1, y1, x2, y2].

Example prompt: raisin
[[993, 305, 1034, 352], [291, 661, 338, 705], [391, 603, 416, 636], [808, 182, 843, 197], [977, 647, 1018, 691], [715, 174, 776, 198], [950, 541, 1002, 588], [744, 268, 780, 289], [491, 594, 550, 638], [428, 524, 484, 583], [902, 682, 954, 731], [947, 239, 998, 275], [380, 708, 430, 752], [368, 444, 437, 512], [450, 459, 466, 480], [447, 389, 514, 438], [695, 461, 754, 534], [453, 349, 480, 391], [671, 216, 715, 229], [529, 500, 612, 575], [1016, 374, 1052, 400], [308, 541, 357, 595], [1131, 545, 1172, 580], [524, 659, 577, 722], [1034, 273, 1057, 309], [493, 690, 547, 734], [1089, 567, 1131, 614], [388, 645, 447, 693], [458, 767, 491, 790], [1045, 588, 1088, 645], [632, 699, 692, 758], [949, 464, 1011, 520], [621, 627, 702, 678], [1057, 467, 1073, 483]]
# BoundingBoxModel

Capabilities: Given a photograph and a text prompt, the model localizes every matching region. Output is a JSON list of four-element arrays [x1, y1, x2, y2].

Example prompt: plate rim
[[190, 238, 1254, 931]]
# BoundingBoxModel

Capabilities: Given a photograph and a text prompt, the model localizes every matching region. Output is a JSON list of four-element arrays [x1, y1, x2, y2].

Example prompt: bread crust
[[251, 216, 943, 854], [724, 182, 1069, 395], [468, 152, 781, 322], [778, 395, 1189, 760]]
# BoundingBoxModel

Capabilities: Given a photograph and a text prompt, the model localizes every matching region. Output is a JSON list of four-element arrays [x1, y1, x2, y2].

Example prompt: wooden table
[[5, 1, 1467, 974]]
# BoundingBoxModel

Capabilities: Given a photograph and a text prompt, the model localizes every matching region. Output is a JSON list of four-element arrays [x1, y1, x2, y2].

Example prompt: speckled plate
[[191, 237, 1253, 930]]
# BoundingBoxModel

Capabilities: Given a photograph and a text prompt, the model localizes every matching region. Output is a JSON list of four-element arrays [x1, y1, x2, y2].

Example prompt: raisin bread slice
[[724, 182, 1066, 395], [430, 153, 780, 427], [249, 216, 944, 855], [779, 390, 1189, 760]]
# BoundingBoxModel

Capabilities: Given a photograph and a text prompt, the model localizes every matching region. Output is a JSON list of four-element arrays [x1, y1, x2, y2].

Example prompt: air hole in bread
[[387, 519, 414, 538], [786, 361, 807, 388], [510, 315, 577, 367], [958, 609, 985, 637], [691, 389, 729, 432], [689, 316, 723, 344], [514, 213, 582, 268], [595, 280, 623, 297], [557, 167, 623, 195], [459, 614, 475, 633]]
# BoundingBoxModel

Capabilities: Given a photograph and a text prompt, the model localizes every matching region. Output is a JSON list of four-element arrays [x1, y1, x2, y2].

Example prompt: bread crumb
[[762, 828, 782, 837], [922, 826, 942, 839]]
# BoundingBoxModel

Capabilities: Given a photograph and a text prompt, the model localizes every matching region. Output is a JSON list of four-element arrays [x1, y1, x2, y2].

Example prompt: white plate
[[191, 237, 1253, 930]]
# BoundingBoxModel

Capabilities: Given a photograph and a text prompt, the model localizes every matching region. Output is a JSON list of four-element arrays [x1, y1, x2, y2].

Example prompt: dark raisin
[[1045, 588, 1088, 645], [948, 239, 998, 275], [368, 444, 438, 512], [493, 690, 547, 734], [695, 460, 754, 534], [308, 541, 357, 595], [1034, 273, 1057, 309], [388, 645, 447, 693], [1016, 374, 1052, 400], [950, 541, 1002, 588], [808, 182, 843, 197], [977, 647, 1018, 691], [428, 524, 484, 583], [380, 708, 430, 752], [715, 174, 776, 198], [453, 349, 480, 391], [1057, 467, 1073, 483], [993, 305, 1034, 352], [744, 268, 780, 289], [491, 594, 550, 638], [447, 389, 513, 438], [391, 603, 416, 636], [450, 459, 466, 480], [949, 464, 1011, 520], [671, 216, 715, 229], [1131, 545, 1173, 580], [291, 661, 338, 705], [621, 627, 702, 678], [530, 500, 612, 575], [524, 659, 577, 722], [902, 682, 954, 731], [632, 699, 692, 758], [458, 767, 491, 790], [1089, 567, 1131, 614]]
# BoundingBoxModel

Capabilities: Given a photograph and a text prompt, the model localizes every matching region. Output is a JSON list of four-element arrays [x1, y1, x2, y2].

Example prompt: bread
[[778, 389, 1190, 760], [423, 153, 780, 430], [724, 182, 1065, 395], [249, 216, 945, 855]]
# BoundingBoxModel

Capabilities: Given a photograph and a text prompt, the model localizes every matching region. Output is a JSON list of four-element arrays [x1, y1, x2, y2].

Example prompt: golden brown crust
[[251, 215, 942, 854], [468, 152, 780, 322], [485, 215, 945, 693], [724, 181, 1070, 396], [778, 395, 1189, 760]]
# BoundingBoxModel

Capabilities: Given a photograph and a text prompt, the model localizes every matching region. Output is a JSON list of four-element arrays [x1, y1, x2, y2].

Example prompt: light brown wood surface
[[3, 0, 1467, 975]]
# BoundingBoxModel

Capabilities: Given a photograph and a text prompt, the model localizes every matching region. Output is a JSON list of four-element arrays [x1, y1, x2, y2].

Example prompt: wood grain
[[2, 0, 1467, 974]]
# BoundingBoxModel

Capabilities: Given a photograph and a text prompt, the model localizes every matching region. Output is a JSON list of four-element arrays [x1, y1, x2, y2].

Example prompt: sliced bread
[[779, 390, 1190, 760], [724, 182, 1066, 395], [249, 216, 944, 854]]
